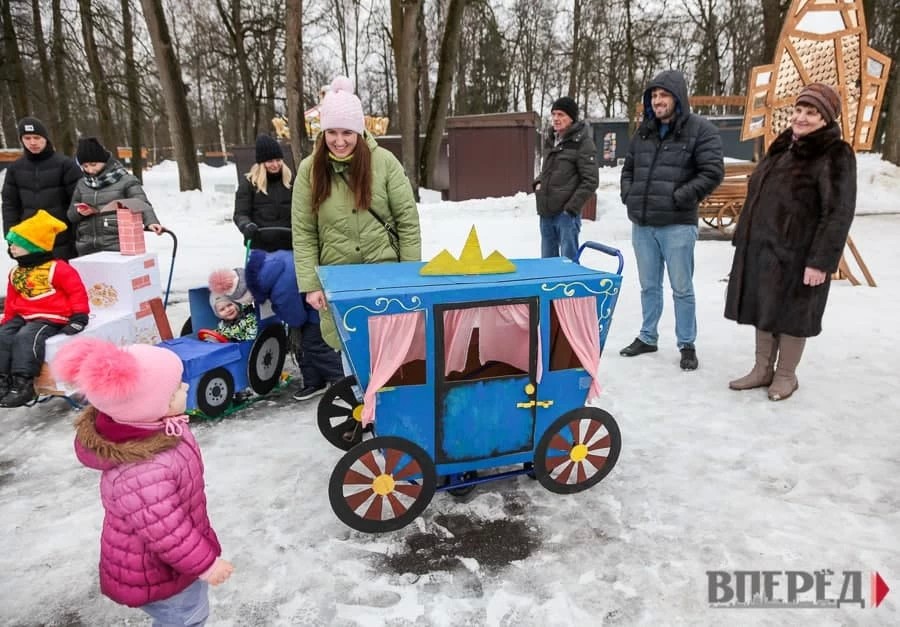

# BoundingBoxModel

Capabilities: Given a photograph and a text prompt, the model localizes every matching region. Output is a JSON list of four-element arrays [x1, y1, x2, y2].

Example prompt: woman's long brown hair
[[310, 134, 372, 213]]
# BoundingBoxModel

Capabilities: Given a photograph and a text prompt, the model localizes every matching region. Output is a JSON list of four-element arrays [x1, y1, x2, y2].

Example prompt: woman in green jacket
[[292, 76, 421, 353]]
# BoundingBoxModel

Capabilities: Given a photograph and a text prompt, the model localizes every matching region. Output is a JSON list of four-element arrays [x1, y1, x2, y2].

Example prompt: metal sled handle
[[577, 241, 624, 275]]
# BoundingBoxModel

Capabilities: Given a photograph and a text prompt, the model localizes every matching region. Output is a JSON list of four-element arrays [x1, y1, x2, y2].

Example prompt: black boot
[[0, 375, 35, 408], [0, 373, 10, 400]]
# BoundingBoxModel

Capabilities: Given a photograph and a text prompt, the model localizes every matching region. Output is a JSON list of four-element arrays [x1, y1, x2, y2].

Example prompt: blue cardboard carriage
[[318, 231, 625, 533]]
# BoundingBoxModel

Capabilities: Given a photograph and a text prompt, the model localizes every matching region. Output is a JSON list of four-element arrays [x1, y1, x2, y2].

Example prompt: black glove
[[61, 313, 89, 335], [241, 222, 259, 238]]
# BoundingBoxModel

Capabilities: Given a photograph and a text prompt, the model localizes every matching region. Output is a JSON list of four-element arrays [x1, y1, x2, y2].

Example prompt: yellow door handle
[[516, 400, 536, 409], [536, 400, 554, 409]]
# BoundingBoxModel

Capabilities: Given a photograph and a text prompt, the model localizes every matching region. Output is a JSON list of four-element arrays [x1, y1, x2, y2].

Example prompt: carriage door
[[434, 298, 538, 464]]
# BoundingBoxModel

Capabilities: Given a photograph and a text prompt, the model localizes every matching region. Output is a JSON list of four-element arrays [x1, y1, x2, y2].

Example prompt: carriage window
[[367, 311, 426, 387], [443, 304, 530, 381], [549, 297, 597, 371]]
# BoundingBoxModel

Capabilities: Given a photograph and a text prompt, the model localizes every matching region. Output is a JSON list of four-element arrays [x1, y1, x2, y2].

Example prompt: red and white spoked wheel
[[534, 407, 622, 494], [328, 436, 436, 533]]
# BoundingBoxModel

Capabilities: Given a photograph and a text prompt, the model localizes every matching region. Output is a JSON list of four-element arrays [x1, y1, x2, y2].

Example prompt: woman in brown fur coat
[[724, 83, 856, 401]]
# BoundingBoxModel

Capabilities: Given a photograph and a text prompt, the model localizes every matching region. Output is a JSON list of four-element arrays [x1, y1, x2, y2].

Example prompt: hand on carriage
[[199, 557, 234, 586], [306, 290, 327, 311], [146, 223, 166, 235], [240, 222, 259, 238], [61, 313, 89, 335]]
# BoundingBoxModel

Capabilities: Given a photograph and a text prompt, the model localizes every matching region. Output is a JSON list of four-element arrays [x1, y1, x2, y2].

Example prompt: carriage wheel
[[248, 323, 287, 395], [317, 375, 368, 450], [329, 436, 436, 533], [196, 367, 234, 418], [534, 407, 622, 494]]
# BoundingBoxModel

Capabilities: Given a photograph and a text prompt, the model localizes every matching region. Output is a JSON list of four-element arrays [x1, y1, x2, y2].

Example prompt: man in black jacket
[[619, 71, 724, 370], [534, 96, 598, 261], [2, 117, 82, 259]]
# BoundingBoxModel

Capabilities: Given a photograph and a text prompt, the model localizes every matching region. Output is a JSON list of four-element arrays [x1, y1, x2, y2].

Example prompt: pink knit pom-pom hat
[[319, 76, 365, 135], [51, 338, 184, 425], [208, 267, 252, 305]]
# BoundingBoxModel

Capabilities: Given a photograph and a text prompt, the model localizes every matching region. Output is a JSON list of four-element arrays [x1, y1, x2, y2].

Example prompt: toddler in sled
[[206, 267, 258, 342]]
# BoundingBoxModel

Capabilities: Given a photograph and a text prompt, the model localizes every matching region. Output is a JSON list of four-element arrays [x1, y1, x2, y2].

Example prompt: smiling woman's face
[[324, 129, 358, 158], [790, 104, 827, 137]]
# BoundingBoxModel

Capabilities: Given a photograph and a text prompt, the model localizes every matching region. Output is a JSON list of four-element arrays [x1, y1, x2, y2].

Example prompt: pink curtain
[[477, 304, 530, 374], [442, 308, 479, 375], [553, 296, 601, 400], [362, 311, 425, 426], [442, 304, 541, 381]]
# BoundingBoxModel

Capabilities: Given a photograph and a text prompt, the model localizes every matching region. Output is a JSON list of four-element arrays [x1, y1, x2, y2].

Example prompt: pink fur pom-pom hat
[[50, 338, 184, 425]]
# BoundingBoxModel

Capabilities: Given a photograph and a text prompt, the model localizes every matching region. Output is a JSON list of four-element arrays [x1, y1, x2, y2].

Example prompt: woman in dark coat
[[233, 135, 293, 252], [725, 83, 856, 401]]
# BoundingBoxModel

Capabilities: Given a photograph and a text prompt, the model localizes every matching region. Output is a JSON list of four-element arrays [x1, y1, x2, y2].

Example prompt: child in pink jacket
[[51, 338, 233, 625]]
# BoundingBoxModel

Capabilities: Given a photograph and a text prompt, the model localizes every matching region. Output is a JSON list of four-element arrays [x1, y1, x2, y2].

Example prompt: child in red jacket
[[51, 337, 233, 624], [1, 209, 89, 407]]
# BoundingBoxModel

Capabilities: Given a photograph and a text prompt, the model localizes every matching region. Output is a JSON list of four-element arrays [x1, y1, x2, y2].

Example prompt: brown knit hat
[[796, 83, 841, 125]]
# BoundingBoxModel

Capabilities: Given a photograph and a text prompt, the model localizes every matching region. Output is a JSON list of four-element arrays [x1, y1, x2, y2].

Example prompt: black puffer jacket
[[621, 70, 724, 226], [534, 119, 598, 217], [67, 157, 159, 257], [1, 143, 82, 259], [724, 124, 856, 337], [233, 171, 293, 252]]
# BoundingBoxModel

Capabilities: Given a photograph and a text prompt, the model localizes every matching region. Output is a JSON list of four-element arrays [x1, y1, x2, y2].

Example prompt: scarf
[[82, 161, 128, 190], [95, 410, 190, 442]]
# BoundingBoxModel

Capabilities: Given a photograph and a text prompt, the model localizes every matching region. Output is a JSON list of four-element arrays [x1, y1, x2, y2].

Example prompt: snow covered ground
[[1, 154, 899, 626]]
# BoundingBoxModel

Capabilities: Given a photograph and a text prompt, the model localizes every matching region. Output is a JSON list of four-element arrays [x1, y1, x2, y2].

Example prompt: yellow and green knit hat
[[6, 209, 67, 253]]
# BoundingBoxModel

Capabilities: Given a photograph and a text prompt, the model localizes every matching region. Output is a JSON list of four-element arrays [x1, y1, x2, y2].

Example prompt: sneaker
[[619, 338, 658, 357], [292, 383, 329, 401], [680, 346, 699, 371]]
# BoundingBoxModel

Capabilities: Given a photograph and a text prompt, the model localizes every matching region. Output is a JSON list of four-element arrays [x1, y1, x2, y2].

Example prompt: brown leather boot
[[768, 335, 806, 401], [729, 329, 777, 390]]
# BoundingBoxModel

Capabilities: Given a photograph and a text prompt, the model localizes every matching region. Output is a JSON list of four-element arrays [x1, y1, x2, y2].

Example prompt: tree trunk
[[390, 0, 422, 191], [761, 0, 788, 64], [1, 0, 30, 120], [420, 0, 466, 189], [214, 0, 257, 144], [286, 0, 309, 164], [417, 6, 430, 126], [140, 0, 201, 190], [51, 0, 74, 154], [568, 0, 581, 97], [78, 0, 116, 148], [31, 0, 58, 137], [882, 69, 900, 164], [121, 0, 143, 180], [624, 0, 637, 132]]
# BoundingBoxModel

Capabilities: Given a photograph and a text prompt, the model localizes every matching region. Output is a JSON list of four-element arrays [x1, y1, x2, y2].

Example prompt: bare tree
[[420, 0, 466, 189], [683, 0, 725, 96], [78, 0, 116, 147], [760, 0, 788, 64], [1, 0, 29, 120], [568, 0, 582, 96], [121, 0, 144, 179], [51, 0, 75, 154], [140, 0, 201, 190], [31, 0, 58, 136], [390, 0, 422, 189], [286, 0, 309, 164]]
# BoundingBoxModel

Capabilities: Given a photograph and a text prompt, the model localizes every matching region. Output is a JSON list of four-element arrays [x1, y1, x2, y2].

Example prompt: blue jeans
[[540, 212, 581, 261], [631, 223, 698, 348], [140, 580, 209, 627]]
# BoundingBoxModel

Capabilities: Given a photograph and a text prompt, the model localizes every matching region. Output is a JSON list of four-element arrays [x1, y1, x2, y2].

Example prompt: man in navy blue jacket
[[619, 71, 724, 371]]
